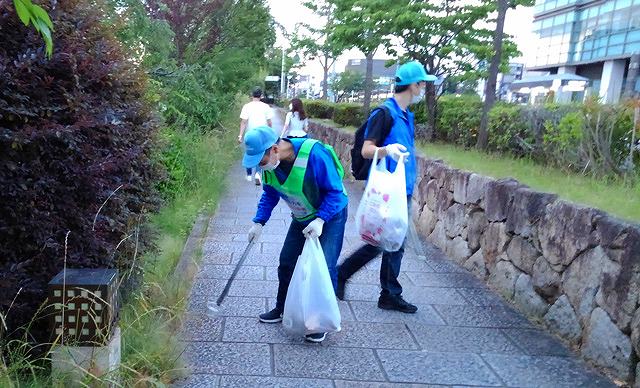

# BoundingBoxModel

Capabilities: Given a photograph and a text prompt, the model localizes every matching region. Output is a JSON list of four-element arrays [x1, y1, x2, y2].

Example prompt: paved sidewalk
[[175, 111, 614, 387], [175, 164, 614, 388]]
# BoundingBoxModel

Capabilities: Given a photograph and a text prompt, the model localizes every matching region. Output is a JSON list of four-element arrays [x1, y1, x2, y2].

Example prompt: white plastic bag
[[355, 149, 408, 252], [282, 238, 341, 336]]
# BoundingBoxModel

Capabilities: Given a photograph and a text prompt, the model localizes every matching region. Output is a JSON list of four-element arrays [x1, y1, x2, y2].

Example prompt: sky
[[266, 0, 538, 79]]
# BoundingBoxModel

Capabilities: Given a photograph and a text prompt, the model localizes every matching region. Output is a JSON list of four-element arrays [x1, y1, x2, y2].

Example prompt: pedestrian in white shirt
[[281, 98, 308, 139], [238, 88, 274, 185]]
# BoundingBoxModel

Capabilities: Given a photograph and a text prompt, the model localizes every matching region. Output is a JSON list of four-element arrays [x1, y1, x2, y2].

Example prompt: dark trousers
[[338, 196, 411, 296], [275, 207, 348, 311]]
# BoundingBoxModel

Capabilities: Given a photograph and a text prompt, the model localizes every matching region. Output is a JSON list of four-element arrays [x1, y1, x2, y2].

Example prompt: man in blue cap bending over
[[243, 126, 348, 343], [336, 61, 437, 313]]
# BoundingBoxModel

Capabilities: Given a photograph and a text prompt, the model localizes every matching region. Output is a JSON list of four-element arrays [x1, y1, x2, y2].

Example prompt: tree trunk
[[477, 0, 508, 150], [424, 82, 437, 140], [322, 57, 329, 100], [363, 52, 375, 116]]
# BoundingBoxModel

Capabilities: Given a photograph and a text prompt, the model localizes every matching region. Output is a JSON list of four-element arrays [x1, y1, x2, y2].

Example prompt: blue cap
[[242, 126, 279, 168], [395, 61, 437, 86]]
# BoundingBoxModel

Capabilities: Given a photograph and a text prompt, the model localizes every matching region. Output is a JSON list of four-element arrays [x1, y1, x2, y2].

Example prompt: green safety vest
[[263, 139, 345, 222]]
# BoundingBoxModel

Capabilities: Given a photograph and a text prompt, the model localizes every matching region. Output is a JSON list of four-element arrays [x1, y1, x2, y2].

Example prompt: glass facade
[[532, 0, 640, 67]]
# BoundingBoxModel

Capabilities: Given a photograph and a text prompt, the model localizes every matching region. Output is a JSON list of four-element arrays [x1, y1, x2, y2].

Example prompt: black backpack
[[350, 106, 394, 180]]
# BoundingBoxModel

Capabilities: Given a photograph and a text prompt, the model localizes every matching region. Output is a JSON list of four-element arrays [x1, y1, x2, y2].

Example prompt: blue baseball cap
[[242, 126, 279, 168], [395, 60, 437, 86]]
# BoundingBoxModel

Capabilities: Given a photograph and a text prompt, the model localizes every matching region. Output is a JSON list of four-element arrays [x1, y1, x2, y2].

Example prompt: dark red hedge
[[0, 0, 161, 342]]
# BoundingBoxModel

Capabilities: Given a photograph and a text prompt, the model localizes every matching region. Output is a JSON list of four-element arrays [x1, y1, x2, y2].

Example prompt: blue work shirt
[[253, 138, 348, 224], [364, 97, 417, 195]]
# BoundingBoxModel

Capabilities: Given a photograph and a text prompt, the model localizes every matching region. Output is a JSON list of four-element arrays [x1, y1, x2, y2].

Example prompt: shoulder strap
[[294, 139, 319, 169], [379, 105, 394, 140]]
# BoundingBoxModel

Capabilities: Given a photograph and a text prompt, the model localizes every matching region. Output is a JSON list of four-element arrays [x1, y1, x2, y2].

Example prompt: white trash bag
[[282, 237, 341, 336], [355, 148, 408, 252]]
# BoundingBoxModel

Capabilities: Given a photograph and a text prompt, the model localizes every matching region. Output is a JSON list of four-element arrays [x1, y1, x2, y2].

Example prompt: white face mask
[[411, 85, 426, 104], [262, 151, 280, 171], [289, 104, 293, 110]]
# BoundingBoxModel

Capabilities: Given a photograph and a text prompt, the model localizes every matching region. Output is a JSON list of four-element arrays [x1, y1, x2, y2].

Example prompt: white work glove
[[302, 218, 324, 239], [384, 143, 409, 162], [248, 223, 263, 242]]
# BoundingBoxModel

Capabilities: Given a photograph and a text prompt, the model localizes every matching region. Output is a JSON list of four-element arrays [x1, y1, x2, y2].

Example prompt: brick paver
[[175, 114, 615, 387]]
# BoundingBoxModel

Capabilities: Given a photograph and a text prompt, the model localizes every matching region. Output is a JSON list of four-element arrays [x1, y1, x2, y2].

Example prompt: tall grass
[[419, 141, 640, 222], [0, 108, 240, 386]]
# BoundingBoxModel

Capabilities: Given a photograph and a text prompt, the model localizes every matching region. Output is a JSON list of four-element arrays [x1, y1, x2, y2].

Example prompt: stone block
[[457, 287, 505, 306], [443, 203, 466, 238], [435, 188, 454, 216], [632, 308, 640, 361], [52, 327, 121, 381], [427, 221, 447, 249], [488, 260, 522, 300], [544, 295, 582, 344], [532, 256, 561, 300], [445, 236, 472, 264], [582, 307, 634, 381], [485, 178, 520, 222], [596, 226, 640, 332], [184, 342, 271, 374], [274, 344, 385, 381], [453, 170, 471, 204], [506, 236, 539, 274], [464, 249, 487, 279], [416, 205, 437, 237], [514, 273, 549, 318], [482, 354, 615, 388], [505, 188, 557, 238], [377, 350, 502, 386], [348, 300, 445, 325], [404, 272, 483, 288], [466, 173, 493, 207], [423, 179, 440, 212], [324, 321, 418, 350], [434, 304, 532, 328], [502, 328, 572, 357], [219, 376, 333, 388], [467, 209, 487, 252], [406, 323, 522, 354], [481, 222, 511, 268], [538, 200, 603, 268], [562, 246, 620, 323]]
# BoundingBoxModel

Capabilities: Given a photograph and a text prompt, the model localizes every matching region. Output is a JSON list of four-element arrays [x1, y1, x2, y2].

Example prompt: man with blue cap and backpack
[[337, 61, 437, 313], [242, 125, 348, 343]]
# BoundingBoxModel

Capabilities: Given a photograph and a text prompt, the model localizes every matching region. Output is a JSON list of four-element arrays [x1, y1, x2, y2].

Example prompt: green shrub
[[333, 103, 365, 127], [304, 99, 335, 119], [488, 103, 530, 154], [435, 94, 482, 146]]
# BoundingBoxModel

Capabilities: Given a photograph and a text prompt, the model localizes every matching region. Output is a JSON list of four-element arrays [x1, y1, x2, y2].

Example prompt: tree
[[329, 0, 390, 115], [329, 70, 365, 102], [357, 0, 520, 140], [477, 0, 534, 150], [291, 1, 344, 100]]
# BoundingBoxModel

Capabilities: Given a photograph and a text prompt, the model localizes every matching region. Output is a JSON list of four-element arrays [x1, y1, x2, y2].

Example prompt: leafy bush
[[333, 103, 365, 127], [435, 94, 482, 146], [304, 99, 335, 119], [0, 0, 160, 343], [488, 103, 530, 154]]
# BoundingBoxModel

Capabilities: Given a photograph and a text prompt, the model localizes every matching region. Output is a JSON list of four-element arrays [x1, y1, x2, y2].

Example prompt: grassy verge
[[0, 109, 240, 386], [419, 142, 640, 222]]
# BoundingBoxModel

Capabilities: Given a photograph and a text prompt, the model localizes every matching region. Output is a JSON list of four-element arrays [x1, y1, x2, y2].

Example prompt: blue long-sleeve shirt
[[253, 138, 348, 225]]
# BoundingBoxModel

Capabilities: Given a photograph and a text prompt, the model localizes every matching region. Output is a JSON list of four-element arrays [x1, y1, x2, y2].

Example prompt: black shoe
[[336, 277, 346, 300], [305, 332, 326, 343], [378, 294, 418, 314], [259, 308, 283, 323]]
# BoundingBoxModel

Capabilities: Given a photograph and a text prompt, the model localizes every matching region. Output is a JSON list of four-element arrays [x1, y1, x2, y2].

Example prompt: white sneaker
[[254, 173, 262, 185], [245, 175, 252, 182]]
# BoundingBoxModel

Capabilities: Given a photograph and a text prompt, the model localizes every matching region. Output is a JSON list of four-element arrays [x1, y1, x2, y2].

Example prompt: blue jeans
[[338, 196, 411, 297], [275, 206, 348, 311]]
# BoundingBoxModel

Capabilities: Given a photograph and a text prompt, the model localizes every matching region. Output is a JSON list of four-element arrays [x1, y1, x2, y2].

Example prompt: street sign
[[265, 75, 280, 82]]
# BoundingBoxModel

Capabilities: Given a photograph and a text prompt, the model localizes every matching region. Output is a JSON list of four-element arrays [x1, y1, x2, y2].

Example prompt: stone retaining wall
[[308, 119, 640, 386]]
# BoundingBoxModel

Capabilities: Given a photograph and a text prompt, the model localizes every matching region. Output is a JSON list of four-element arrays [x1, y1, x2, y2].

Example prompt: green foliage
[[333, 103, 365, 127], [329, 70, 365, 102], [304, 99, 336, 119], [12, 0, 53, 57], [433, 94, 483, 147], [488, 103, 529, 153]]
